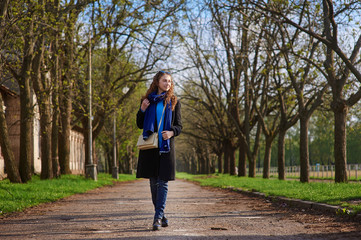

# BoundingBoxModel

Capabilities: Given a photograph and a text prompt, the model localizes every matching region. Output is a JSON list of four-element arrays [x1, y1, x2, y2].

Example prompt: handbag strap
[[157, 103, 167, 132]]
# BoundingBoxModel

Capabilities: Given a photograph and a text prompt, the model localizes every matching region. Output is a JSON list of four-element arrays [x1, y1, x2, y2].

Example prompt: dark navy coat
[[136, 101, 182, 181]]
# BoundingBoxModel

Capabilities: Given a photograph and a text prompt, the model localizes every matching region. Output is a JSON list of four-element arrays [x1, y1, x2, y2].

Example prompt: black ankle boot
[[153, 218, 161, 231], [161, 216, 168, 227]]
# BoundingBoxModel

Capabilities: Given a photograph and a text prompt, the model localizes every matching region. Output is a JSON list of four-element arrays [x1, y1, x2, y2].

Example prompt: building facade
[[0, 85, 85, 179]]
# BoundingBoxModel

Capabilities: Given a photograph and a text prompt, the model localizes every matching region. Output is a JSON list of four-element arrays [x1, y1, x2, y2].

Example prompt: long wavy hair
[[141, 71, 177, 110]]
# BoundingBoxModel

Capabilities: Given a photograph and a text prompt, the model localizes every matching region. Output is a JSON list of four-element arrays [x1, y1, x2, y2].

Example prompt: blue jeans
[[149, 177, 168, 220]]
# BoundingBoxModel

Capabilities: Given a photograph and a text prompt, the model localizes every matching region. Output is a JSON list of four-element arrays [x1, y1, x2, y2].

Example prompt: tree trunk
[[248, 122, 262, 178], [277, 130, 286, 180], [197, 150, 206, 174], [51, 73, 60, 177], [39, 106, 53, 179], [248, 154, 257, 177], [32, 32, 53, 179], [186, 155, 191, 173], [51, 9, 60, 178], [263, 136, 272, 179], [205, 148, 210, 174], [0, 94, 22, 183], [201, 155, 207, 174], [223, 140, 230, 174], [19, 56, 33, 183], [58, 9, 76, 175], [59, 92, 72, 174], [35, 93, 53, 179], [16, 13, 35, 183], [192, 154, 197, 174], [323, 0, 348, 183], [51, 102, 60, 178], [299, 116, 310, 183], [238, 138, 247, 176], [217, 151, 223, 174], [107, 148, 112, 174], [332, 100, 348, 183], [229, 145, 236, 176]]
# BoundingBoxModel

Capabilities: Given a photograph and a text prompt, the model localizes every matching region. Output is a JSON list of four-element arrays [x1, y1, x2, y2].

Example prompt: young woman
[[136, 70, 182, 231]]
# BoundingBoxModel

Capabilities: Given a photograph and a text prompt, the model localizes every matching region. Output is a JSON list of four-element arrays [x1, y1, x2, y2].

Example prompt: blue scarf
[[143, 91, 172, 153]]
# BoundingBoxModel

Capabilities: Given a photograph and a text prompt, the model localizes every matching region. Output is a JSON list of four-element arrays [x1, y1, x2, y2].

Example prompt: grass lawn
[[176, 172, 361, 214], [0, 173, 136, 215]]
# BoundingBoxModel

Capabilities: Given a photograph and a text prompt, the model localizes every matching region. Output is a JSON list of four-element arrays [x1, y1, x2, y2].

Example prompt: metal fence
[[255, 164, 361, 180]]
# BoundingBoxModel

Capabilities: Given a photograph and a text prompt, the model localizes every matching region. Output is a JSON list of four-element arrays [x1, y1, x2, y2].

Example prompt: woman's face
[[157, 74, 172, 93]]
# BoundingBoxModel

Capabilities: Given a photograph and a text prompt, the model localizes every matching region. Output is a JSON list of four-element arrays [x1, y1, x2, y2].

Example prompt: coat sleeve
[[171, 100, 182, 137], [136, 108, 145, 129]]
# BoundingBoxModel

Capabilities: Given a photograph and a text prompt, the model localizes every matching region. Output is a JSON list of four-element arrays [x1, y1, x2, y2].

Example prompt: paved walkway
[[0, 179, 360, 239]]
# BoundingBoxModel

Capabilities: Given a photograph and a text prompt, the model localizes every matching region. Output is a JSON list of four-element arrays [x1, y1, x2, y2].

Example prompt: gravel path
[[0, 179, 360, 240]]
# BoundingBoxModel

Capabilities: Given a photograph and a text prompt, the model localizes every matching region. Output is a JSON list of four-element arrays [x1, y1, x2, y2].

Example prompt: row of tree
[[2, 0, 361, 185], [0, 0, 184, 183], [177, 107, 361, 174], [175, 0, 361, 183]]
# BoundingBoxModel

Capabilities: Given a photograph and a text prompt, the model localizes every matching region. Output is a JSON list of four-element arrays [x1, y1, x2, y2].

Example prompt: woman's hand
[[141, 98, 150, 112], [161, 130, 174, 140]]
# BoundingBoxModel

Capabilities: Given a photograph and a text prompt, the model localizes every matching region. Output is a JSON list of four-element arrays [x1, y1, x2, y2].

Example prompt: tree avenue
[[253, 0, 361, 182], [176, 0, 361, 183], [0, 0, 361, 184], [0, 0, 184, 182]]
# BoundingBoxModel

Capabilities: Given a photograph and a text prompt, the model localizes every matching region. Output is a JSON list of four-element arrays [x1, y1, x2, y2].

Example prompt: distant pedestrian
[[136, 70, 182, 231]]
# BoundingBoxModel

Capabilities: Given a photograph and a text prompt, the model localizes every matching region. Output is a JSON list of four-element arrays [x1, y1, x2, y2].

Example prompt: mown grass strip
[[0, 173, 136, 215], [176, 172, 361, 214], [254, 174, 361, 181]]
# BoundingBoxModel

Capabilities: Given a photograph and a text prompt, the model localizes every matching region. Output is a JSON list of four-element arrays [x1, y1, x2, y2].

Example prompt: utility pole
[[86, 31, 97, 181]]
